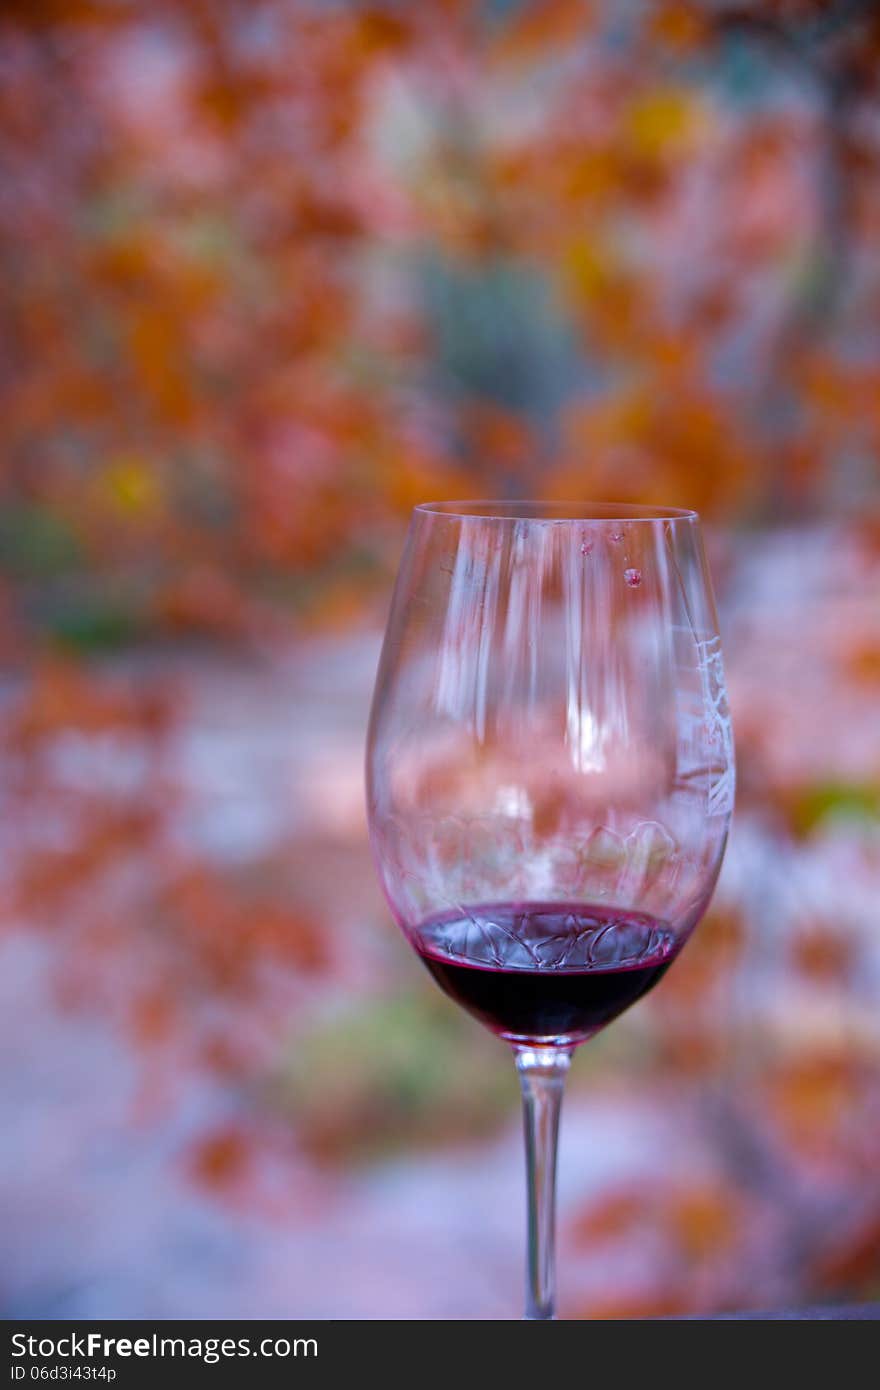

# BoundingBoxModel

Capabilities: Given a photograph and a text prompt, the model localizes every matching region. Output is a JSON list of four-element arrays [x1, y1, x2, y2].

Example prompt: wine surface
[[413, 901, 677, 1045]]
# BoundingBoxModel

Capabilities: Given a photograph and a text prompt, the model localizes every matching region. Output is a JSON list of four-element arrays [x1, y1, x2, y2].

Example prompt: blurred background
[[1, 0, 880, 1319]]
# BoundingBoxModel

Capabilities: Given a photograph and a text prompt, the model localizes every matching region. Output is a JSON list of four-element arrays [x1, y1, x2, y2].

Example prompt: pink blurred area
[[0, 528, 878, 1318]]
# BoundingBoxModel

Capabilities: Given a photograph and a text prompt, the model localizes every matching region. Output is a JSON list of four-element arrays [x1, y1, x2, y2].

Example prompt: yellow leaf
[[103, 456, 163, 515], [626, 88, 698, 159]]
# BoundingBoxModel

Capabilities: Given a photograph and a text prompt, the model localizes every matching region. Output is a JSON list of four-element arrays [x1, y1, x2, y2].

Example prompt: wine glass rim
[[414, 499, 699, 523]]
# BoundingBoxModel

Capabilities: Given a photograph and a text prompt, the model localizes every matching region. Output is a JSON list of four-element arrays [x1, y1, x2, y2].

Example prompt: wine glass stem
[[515, 1045, 572, 1320]]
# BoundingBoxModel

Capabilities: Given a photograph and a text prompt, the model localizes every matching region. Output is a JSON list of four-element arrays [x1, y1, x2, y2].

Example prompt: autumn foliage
[[2, 1, 880, 640]]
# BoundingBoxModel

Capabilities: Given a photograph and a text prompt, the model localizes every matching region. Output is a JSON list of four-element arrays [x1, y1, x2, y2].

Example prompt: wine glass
[[365, 501, 734, 1320]]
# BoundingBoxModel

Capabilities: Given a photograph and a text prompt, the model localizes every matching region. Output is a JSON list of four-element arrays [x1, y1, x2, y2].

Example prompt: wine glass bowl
[[366, 501, 734, 1316]]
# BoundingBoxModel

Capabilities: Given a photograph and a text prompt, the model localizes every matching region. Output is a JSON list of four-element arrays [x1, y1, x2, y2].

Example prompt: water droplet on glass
[[624, 567, 642, 587], [580, 538, 593, 556]]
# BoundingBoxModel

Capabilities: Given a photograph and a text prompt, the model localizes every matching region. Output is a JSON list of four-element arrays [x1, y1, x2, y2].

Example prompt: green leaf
[[0, 505, 80, 578]]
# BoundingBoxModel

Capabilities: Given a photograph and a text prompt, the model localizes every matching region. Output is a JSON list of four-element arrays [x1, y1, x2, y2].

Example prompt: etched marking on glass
[[696, 635, 735, 818]]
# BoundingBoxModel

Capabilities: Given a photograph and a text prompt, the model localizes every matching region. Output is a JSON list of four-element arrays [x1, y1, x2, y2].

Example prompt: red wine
[[413, 901, 678, 1045]]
